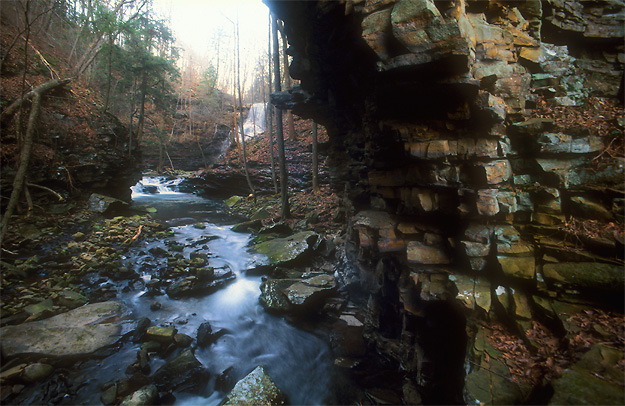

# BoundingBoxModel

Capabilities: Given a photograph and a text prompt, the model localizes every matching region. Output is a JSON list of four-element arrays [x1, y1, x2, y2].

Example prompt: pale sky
[[152, 0, 271, 94]]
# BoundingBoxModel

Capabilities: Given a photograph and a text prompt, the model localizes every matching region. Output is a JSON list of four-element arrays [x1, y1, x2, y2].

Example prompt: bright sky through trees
[[152, 0, 270, 94]]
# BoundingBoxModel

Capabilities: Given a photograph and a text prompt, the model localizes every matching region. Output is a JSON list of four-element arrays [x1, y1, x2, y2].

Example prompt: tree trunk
[[266, 14, 278, 194], [236, 14, 255, 200], [272, 14, 290, 218], [312, 121, 320, 192], [278, 22, 296, 141], [137, 71, 147, 143], [1, 78, 69, 242], [1, 79, 70, 121]]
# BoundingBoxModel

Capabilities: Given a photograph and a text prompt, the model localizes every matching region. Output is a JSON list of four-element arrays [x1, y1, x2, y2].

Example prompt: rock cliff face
[[267, 0, 623, 403]]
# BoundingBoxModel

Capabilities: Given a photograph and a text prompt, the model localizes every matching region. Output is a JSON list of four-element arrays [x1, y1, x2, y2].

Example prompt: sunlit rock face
[[267, 0, 624, 403]]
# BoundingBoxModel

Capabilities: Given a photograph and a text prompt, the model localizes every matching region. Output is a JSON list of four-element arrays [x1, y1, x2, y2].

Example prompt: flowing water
[[73, 176, 336, 405]]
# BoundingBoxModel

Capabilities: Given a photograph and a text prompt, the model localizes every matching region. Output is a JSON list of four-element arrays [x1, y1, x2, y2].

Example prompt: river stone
[[284, 275, 337, 311], [543, 262, 624, 291], [225, 195, 244, 208], [146, 326, 176, 344], [88, 193, 129, 214], [120, 384, 158, 406], [23, 298, 54, 320], [254, 232, 318, 266], [57, 289, 87, 309], [166, 270, 235, 298], [21, 363, 54, 383], [151, 349, 208, 393], [0, 301, 126, 358], [223, 365, 286, 406], [259, 279, 297, 313]]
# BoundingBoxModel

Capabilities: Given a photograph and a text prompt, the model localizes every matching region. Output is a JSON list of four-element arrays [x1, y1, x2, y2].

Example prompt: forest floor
[[206, 114, 345, 237]]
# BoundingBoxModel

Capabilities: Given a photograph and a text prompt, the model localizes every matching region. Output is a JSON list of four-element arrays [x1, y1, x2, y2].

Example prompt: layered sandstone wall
[[268, 0, 623, 403]]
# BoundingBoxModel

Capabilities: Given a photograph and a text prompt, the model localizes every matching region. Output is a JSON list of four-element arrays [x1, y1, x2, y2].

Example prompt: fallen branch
[[124, 225, 143, 245], [26, 182, 63, 201], [1, 78, 71, 121], [23, 38, 60, 79]]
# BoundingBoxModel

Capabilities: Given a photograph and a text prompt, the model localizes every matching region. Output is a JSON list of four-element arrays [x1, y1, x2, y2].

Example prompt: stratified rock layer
[[267, 0, 623, 404]]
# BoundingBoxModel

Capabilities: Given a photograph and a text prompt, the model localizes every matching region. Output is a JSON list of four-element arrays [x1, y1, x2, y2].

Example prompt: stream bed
[[69, 176, 336, 405]]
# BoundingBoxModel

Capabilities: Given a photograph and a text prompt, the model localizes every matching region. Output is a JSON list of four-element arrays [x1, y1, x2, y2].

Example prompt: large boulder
[[0, 301, 127, 358], [223, 365, 286, 406], [254, 231, 318, 266]]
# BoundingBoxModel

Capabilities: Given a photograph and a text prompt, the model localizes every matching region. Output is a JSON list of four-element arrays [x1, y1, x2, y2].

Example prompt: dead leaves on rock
[[481, 308, 625, 387]]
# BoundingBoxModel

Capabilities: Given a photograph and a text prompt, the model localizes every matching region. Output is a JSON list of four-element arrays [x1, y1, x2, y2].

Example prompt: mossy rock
[[254, 231, 318, 266]]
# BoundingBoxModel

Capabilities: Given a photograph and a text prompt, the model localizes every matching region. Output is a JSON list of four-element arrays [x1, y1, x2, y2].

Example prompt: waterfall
[[241, 102, 267, 138]]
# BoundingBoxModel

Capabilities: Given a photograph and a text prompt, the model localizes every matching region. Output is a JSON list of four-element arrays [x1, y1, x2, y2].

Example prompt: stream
[[72, 176, 336, 405]]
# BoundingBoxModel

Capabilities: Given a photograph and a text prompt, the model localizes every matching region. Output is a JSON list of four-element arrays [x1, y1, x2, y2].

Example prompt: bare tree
[[267, 11, 278, 194], [272, 13, 289, 217]]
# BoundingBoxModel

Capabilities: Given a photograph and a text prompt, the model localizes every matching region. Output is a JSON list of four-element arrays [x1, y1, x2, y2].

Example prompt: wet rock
[[146, 326, 176, 344], [259, 222, 293, 237], [254, 231, 318, 266], [23, 298, 54, 321], [152, 349, 208, 393], [148, 246, 169, 257], [0, 301, 127, 358], [215, 366, 236, 392], [101, 384, 117, 405], [141, 341, 161, 353], [283, 274, 337, 312], [88, 193, 129, 214], [196, 322, 212, 347], [21, 363, 54, 383], [259, 279, 297, 314], [56, 289, 87, 309], [223, 365, 286, 406], [231, 220, 263, 233], [165, 268, 235, 299], [150, 301, 162, 311], [174, 333, 193, 348], [132, 317, 151, 343], [120, 384, 158, 406]]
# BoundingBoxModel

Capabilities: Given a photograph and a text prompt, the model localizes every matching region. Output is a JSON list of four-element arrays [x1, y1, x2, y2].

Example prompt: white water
[[241, 102, 267, 138], [127, 177, 334, 405]]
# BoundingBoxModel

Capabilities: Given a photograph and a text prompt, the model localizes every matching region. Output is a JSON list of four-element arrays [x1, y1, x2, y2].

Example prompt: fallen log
[[0, 78, 71, 121]]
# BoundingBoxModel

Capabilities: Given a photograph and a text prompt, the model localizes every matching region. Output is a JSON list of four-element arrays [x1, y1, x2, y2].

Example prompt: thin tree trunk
[[312, 121, 320, 192], [1, 78, 68, 242], [236, 13, 255, 200], [137, 72, 147, 143], [103, 34, 113, 113], [272, 14, 289, 218], [267, 11, 278, 194], [279, 21, 296, 141]]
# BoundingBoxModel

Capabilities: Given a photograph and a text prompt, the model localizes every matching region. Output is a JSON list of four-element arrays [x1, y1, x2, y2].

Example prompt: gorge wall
[[267, 0, 624, 404]]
